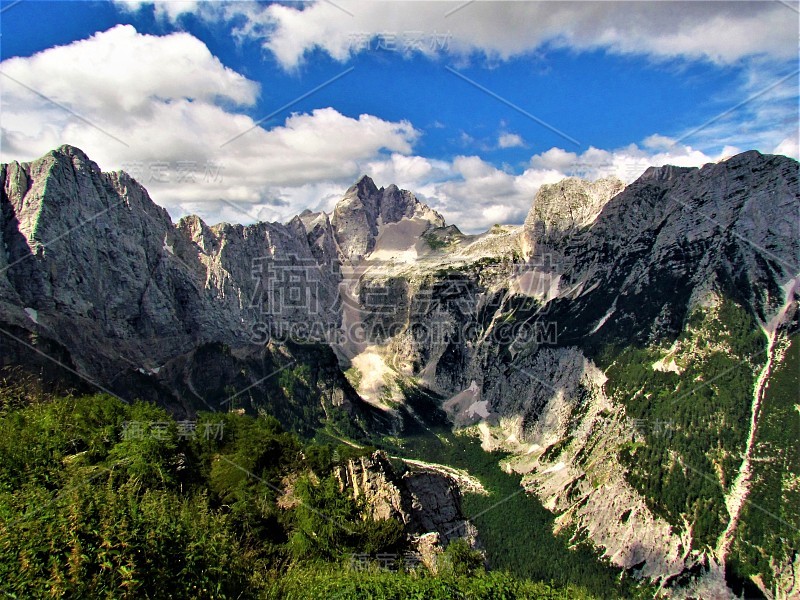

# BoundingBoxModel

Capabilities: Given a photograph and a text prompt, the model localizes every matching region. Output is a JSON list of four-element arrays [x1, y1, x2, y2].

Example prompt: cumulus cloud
[[2, 23, 793, 235], [1, 25, 257, 113], [111, 1, 799, 158], [117, 0, 201, 21], [529, 139, 727, 183], [363, 153, 450, 191], [121, 1, 798, 70], [498, 133, 524, 149], [0, 25, 420, 224]]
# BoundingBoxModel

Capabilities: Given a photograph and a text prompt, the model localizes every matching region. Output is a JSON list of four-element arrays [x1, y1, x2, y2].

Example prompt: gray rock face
[[523, 176, 625, 243], [1, 146, 216, 376], [334, 451, 479, 549], [533, 151, 799, 350], [332, 175, 444, 260], [0, 147, 429, 427]]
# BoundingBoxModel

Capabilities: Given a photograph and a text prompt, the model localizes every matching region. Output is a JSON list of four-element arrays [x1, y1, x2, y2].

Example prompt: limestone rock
[[334, 450, 480, 550], [332, 175, 444, 260], [523, 176, 625, 242]]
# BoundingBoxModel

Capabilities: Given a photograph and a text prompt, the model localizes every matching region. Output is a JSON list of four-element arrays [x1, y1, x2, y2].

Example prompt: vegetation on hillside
[[375, 431, 647, 599], [728, 335, 800, 593], [600, 299, 770, 551], [0, 393, 598, 599]]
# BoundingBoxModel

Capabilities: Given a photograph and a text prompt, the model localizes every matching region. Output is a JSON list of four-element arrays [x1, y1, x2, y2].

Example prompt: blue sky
[[1, 1, 797, 231]]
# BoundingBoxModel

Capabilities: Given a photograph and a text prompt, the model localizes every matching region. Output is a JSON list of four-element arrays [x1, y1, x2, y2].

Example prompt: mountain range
[[1, 145, 798, 598]]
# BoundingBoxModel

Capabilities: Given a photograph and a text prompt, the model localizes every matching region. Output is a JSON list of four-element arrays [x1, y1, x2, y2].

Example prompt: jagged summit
[[53, 143, 89, 159], [347, 174, 380, 197], [331, 174, 445, 259]]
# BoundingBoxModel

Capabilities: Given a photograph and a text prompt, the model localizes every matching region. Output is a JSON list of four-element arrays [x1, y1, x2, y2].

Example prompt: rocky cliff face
[[530, 151, 798, 350], [522, 176, 625, 246], [0, 147, 412, 429], [334, 451, 479, 550], [332, 175, 444, 260], [1, 145, 798, 596]]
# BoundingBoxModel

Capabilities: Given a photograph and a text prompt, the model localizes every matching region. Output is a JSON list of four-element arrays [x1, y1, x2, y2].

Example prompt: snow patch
[[511, 270, 560, 302], [589, 304, 615, 334], [24, 307, 38, 323], [764, 275, 799, 337], [443, 380, 485, 425]]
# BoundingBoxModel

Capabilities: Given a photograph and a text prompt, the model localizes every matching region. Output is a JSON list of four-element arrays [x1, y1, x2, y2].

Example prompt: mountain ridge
[[1, 144, 798, 597]]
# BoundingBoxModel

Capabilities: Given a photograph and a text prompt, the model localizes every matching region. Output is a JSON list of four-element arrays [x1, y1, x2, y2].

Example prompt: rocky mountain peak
[[348, 174, 380, 198], [52, 143, 91, 161], [524, 175, 625, 242], [177, 214, 217, 254], [332, 175, 444, 260], [638, 163, 697, 182], [41, 144, 105, 181], [721, 148, 764, 164]]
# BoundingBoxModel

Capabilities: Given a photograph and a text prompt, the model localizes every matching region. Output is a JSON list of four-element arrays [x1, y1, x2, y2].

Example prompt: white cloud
[[642, 134, 677, 151], [111, 1, 798, 162], [128, 1, 799, 70], [529, 140, 722, 183], [115, 0, 201, 22], [1, 26, 420, 225], [2, 23, 795, 237], [498, 132, 524, 149], [1, 25, 257, 113], [773, 136, 799, 160], [363, 153, 452, 191]]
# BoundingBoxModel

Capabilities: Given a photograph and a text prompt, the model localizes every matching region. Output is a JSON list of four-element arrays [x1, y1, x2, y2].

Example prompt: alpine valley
[[1, 145, 798, 599]]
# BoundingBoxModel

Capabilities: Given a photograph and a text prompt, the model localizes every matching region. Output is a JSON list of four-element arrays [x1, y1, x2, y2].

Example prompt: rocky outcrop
[[465, 154, 797, 595], [523, 176, 624, 245], [333, 450, 480, 558], [331, 176, 444, 260], [529, 151, 799, 351]]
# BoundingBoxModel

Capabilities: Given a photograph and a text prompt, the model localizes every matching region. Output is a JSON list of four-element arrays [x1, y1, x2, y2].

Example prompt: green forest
[[600, 299, 767, 550], [0, 392, 601, 599], [729, 336, 800, 592]]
